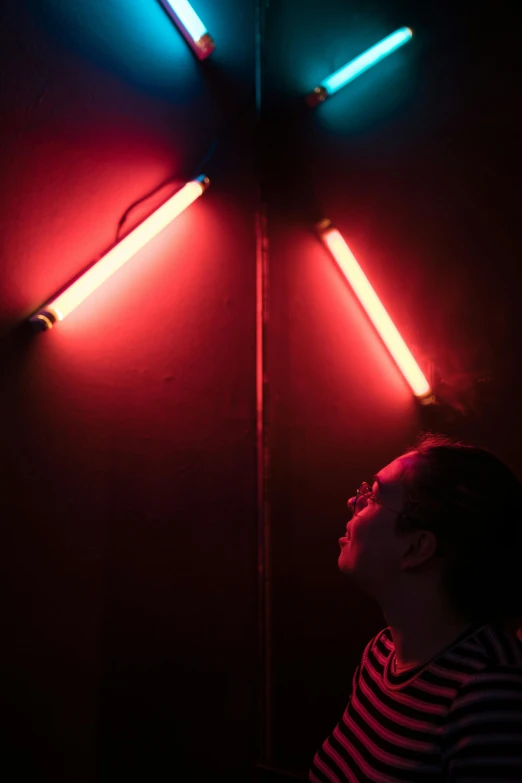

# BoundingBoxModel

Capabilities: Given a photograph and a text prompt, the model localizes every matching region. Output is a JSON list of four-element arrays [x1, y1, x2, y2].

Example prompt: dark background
[[1, 0, 520, 781]]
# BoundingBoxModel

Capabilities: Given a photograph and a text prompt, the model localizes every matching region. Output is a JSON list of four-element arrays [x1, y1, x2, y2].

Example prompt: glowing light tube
[[157, 0, 215, 60], [30, 176, 210, 332], [307, 27, 413, 105], [317, 220, 432, 402]]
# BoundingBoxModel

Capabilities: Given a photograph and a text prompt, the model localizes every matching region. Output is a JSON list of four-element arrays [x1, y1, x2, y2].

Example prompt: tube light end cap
[[306, 86, 328, 107], [316, 218, 333, 235], [194, 33, 215, 60], [29, 310, 58, 332], [417, 391, 436, 406]]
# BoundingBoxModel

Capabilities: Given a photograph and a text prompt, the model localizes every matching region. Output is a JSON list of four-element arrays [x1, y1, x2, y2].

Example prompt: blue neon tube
[[311, 27, 413, 103], [161, 0, 207, 41]]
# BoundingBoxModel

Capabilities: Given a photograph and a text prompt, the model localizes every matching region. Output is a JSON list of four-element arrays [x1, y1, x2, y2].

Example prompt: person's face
[[338, 455, 414, 597]]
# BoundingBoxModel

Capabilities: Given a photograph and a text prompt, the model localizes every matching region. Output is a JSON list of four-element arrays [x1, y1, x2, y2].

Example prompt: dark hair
[[397, 432, 522, 627]]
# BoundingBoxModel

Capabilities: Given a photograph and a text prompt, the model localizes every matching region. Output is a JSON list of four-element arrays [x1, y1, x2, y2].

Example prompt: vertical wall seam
[[255, 0, 272, 766]]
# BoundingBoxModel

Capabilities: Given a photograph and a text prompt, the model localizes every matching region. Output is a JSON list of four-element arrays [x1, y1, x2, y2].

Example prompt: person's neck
[[383, 601, 475, 670]]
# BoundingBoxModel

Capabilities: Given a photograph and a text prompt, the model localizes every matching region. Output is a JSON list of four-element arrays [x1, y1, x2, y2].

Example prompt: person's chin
[[338, 551, 351, 573]]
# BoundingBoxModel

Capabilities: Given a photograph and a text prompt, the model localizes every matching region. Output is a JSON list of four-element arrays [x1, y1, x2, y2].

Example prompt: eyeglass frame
[[351, 481, 446, 558], [351, 480, 407, 520]]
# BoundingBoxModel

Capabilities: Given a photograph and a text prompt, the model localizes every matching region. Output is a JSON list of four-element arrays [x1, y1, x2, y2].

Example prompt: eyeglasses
[[351, 481, 404, 519]]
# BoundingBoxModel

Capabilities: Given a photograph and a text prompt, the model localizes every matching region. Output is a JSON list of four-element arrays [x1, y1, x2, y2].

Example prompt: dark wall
[[1, 1, 257, 781], [1, 1, 521, 782], [264, 0, 521, 776]]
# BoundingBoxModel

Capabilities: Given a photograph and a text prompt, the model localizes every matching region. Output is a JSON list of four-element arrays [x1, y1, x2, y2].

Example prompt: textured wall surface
[[1, 1, 520, 781], [263, 0, 521, 774], [1, 2, 258, 781]]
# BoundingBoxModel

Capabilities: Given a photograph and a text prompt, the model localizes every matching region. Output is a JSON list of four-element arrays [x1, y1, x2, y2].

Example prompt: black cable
[[115, 135, 219, 242], [114, 93, 253, 242]]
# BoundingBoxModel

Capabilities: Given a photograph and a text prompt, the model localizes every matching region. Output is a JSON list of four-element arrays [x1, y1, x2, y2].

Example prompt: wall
[[264, 0, 522, 775], [0, 1, 258, 781], [1, 1, 521, 781]]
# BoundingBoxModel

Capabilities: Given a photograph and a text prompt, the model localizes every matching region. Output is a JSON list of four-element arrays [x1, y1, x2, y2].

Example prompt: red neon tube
[[317, 219, 432, 402], [30, 176, 209, 331]]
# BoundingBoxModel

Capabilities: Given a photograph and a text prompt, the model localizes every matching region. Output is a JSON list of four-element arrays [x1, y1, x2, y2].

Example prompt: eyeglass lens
[[353, 482, 370, 514]]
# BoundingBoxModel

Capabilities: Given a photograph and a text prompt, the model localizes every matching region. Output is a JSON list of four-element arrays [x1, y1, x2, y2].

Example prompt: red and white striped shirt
[[310, 622, 522, 782]]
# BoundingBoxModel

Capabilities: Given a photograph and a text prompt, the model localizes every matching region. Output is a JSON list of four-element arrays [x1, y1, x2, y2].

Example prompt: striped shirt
[[310, 622, 522, 782]]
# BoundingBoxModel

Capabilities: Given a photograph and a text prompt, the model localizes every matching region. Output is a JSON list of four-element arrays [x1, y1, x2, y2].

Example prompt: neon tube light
[[30, 176, 210, 332], [307, 27, 413, 105], [317, 219, 432, 402], [157, 0, 215, 60]]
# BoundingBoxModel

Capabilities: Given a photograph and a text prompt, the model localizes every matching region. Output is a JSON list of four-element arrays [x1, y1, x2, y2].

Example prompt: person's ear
[[401, 530, 438, 571]]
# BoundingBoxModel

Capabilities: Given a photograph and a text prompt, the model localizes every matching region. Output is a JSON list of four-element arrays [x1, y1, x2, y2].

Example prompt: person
[[310, 432, 522, 783]]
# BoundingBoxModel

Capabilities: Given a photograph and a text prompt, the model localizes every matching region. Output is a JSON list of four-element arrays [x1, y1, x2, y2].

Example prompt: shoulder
[[442, 664, 522, 778], [441, 622, 522, 697], [360, 626, 393, 669], [444, 658, 522, 734], [466, 622, 522, 668], [352, 627, 391, 688], [449, 662, 522, 704], [367, 626, 393, 656]]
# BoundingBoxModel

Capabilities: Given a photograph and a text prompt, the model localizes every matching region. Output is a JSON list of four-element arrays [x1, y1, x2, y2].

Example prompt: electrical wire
[[114, 95, 253, 242], [115, 136, 219, 242]]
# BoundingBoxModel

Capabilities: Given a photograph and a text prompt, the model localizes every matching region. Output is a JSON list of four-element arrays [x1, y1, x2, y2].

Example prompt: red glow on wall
[[30, 176, 209, 331]]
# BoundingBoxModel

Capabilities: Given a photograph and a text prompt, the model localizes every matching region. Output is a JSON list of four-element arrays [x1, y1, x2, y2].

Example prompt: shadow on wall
[[26, 0, 202, 99]]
